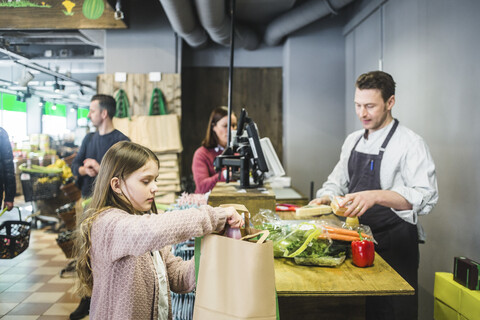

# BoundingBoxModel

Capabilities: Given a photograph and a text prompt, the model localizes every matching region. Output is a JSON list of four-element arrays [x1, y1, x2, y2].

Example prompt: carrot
[[322, 226, 372, 239], [318, 233, 360, 242]]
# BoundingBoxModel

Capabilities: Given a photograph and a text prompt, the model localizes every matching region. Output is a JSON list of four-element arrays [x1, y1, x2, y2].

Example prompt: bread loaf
[[295, 204, 332, 218], [331, 196, 351, 216]]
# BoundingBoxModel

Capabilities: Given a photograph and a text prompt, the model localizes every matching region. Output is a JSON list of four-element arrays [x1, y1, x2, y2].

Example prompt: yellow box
[[435, 272, 463, 311], [434, 298, 460, 320], [434, 272, 480, 320], [460, 287, 480, 320]]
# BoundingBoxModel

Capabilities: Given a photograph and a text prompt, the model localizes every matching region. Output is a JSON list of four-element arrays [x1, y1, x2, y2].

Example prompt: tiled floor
[[0, 228, 88, 320]]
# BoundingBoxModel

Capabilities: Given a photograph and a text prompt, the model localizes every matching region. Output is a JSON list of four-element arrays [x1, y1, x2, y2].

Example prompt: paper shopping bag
[[129, 114, 183, 153], [113, 117, 131, 137], [193, 231, 277, 320]]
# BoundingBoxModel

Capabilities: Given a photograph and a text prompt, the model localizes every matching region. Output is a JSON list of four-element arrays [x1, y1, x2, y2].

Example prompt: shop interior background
[[1, 0, 479, 319]]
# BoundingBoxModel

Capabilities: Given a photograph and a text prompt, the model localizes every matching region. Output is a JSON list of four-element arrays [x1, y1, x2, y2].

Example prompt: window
[[77, 107, 89, 127], [0, 93, 28, 145], [42, 102, 67, 138]]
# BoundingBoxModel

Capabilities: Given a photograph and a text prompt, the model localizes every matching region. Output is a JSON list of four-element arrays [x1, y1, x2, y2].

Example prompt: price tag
[[114, 72, 127, 82]]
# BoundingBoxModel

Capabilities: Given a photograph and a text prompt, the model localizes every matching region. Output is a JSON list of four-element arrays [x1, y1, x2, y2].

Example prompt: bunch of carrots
[[318, 225, 372, 242]]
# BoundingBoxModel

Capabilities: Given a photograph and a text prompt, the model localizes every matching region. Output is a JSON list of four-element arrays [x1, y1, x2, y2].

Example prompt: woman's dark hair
[[202, 106, 229, 148], [355, 71, 396, 102], [91, 94, 116, 119]]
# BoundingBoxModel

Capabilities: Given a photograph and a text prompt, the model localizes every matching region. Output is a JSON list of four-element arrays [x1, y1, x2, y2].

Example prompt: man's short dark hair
[[356, 71, 396, 102], [91, 94, 116, 119]]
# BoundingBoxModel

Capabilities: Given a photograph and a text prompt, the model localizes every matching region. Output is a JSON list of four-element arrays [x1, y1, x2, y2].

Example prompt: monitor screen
[[260, 137, 285, 178], [245, 120, 268, 173]]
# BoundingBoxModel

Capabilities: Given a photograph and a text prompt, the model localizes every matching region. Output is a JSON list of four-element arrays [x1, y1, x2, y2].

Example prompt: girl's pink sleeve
[[161, 246, 196, 294], [92, 206, 227, 263]]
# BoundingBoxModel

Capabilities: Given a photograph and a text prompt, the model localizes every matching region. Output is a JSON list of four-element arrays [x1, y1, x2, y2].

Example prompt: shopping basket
[[0, 207, 31, 259], [56, 230, 75, 259], [19, 163, 62, 202]]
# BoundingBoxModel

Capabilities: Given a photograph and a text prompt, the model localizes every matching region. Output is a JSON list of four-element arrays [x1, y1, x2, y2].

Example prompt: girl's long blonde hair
[[75, 141, 159, 297]]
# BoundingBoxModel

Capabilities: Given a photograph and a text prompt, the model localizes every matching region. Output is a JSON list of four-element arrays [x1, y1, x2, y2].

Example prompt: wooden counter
[[275, 254, 414, 319], [275, 253, 413, 296]]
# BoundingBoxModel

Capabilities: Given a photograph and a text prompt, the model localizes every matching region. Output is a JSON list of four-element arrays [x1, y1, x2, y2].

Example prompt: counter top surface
[[275, 253, 414, 297]]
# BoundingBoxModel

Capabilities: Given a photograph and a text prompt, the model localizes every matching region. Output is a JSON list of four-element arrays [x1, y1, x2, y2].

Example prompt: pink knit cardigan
[[89, 206, 228, 320]]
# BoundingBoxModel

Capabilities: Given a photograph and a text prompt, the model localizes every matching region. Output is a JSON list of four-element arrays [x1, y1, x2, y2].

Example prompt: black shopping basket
[[19, 164, 62, 202], [0, 207, 31, 259]]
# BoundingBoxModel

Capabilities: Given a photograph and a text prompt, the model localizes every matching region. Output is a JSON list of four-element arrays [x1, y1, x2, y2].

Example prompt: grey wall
[[182, 43, 283, 67], [105, 1, 178, 74], [283, 17, 347, 197], [344, 0, 480, 319]]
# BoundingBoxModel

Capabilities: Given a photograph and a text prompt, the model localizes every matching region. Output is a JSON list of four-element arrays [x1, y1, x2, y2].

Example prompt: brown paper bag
[[112, 117, 130, 137], [193, 230, 277, 320]]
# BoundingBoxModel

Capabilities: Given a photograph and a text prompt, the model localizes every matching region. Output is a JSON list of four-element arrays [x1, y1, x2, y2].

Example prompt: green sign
[[44, 102, 66, 117], [1, 93, 27, 112]]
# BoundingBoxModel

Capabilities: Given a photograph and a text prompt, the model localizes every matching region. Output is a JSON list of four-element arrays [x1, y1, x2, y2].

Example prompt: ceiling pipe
[[264, 0, 355, 46], [194, 0, 260, 50], [158, 0, 209, 48]]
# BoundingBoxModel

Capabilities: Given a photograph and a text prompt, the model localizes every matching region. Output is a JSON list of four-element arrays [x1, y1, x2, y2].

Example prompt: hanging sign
[[0, 0, 126, 29]]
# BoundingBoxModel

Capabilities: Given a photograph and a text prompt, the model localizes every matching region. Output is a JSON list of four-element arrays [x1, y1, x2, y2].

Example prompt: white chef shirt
[[317, 120, 438, 226]]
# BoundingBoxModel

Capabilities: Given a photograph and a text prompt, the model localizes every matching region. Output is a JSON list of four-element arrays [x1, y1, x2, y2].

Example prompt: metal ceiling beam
[[0, 47, 95, 90]]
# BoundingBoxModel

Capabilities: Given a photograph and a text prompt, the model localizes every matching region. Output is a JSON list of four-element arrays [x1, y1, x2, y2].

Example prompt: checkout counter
[[208, 182, 414, 320]]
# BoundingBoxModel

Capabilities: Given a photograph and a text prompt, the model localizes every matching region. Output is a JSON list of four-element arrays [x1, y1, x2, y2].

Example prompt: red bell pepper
[[351, 231, 375, 267]]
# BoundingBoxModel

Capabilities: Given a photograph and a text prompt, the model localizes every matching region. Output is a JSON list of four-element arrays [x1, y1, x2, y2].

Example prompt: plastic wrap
[[252, 210, 376, 267]]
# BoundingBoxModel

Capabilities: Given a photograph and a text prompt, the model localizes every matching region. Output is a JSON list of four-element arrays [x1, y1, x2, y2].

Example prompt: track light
[[53, 76, 65, 93]]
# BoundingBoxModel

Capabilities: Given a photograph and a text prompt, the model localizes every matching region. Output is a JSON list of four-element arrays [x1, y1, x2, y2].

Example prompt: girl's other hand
[[223, 206, 244, 228]]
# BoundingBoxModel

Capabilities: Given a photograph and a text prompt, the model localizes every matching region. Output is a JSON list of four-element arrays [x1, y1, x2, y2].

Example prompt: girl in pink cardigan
[[75, 141, 243, 320]]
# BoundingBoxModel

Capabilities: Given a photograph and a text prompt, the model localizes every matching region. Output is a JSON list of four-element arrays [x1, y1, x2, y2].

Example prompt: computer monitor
[[260, 137, 285, 178], [214, 108, 272, 188]]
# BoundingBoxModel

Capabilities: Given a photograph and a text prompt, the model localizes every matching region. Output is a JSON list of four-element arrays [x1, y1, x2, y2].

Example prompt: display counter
[[275, 253, 414, 319]]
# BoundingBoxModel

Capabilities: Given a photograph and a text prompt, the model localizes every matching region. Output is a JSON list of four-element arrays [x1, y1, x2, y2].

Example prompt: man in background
[[310, 71, 438, 319], [70, 94, 129, 320], [0, 127, 16, 212]]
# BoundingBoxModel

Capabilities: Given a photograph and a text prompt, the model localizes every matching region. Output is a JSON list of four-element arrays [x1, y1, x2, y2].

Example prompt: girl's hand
[[223, 206, 244, 228]]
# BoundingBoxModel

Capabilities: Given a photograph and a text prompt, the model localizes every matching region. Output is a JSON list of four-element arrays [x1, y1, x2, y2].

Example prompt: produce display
[[252, 209, 375, 267], [19, 159, 73, 183], [47, 159, 74, 183]]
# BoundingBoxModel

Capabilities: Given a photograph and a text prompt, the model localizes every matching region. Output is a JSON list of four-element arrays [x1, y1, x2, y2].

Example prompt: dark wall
[[181, 67, 283, 186]]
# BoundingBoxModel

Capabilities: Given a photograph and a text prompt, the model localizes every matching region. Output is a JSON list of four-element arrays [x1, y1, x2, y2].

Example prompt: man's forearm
[[374, 190, 412, 211]]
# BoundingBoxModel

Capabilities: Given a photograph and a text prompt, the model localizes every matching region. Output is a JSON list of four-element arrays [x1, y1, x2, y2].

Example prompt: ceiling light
[[53, 76, 60, 92]]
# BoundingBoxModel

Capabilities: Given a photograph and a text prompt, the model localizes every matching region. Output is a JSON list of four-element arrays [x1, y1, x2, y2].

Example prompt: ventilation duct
[[158, 0, 208, 48], [264, 0, 355, 46], [194, 0, 260, 50]]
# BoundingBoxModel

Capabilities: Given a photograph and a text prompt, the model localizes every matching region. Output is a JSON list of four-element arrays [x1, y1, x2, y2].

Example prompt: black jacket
[[0, 127, 16, 204]]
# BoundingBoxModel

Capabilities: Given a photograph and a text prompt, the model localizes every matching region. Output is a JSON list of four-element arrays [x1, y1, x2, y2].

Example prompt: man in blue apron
[[311, 71, 438, 319]]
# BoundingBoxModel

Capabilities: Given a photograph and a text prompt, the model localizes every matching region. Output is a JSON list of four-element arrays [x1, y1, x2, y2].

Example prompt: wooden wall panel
[[97, 73, 181, 116], [181, 67, 283, 182]]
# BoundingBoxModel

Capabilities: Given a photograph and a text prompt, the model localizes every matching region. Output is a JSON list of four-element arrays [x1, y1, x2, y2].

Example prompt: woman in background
[[192, 107, 237, 193]]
